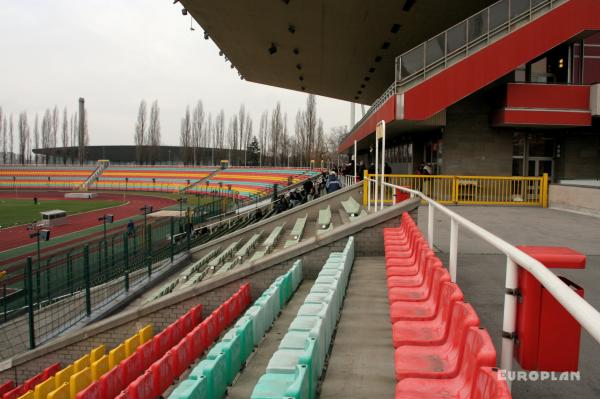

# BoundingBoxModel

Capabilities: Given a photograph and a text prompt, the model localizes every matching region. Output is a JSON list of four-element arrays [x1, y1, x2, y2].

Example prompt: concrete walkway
[[418, 205, 600, 398], [226, 279, 314, 398], [320, 257, 396, 398]]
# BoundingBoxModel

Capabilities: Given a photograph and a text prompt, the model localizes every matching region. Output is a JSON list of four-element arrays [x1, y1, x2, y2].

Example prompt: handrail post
[[26, 257, 36, 350], [83, 245, 91, 316], [449, 218, 459, 281], [501, 256, 519, 391], [367, 173, 371, 211], [428, 204, 434, 248]]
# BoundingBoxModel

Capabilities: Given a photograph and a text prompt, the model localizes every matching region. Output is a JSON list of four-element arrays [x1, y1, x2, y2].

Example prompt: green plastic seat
[[297, 302, 334, 351], [267, 338, 319, 399], [213, 330, 242, 385], [189, 355, 227, 399], [251, 366, 309, 399], [168, 375, 207, 399], [255, 295, 275, 329], [305, 291, 337, 324], [288, 316, 326, 376], [244, 305, 266, 346], [234, 316, 255, 363]]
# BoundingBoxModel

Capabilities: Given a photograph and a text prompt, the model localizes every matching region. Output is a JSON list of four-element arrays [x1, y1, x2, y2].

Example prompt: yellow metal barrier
[[363, 172, 549, 207]]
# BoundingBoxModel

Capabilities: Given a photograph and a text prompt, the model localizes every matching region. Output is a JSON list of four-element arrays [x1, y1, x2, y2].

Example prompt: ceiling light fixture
[[293, 48, 300, 55], [288, 25, 296, 34], [269, 44, 278, 55]]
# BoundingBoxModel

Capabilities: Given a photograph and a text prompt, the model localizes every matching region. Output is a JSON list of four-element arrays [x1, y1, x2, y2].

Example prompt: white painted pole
[[374, 137, 379, 212], [380, 122, 386, 209], [501, 256, 519, 391], [367, 177, 372, 212], [449, 218, 458, 282], [354, 140, 357, 184], [428, 204, 434, 248]]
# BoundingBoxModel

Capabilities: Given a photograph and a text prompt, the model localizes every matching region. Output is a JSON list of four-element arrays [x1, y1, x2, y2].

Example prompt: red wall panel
[[505, 83, 590, 109], [403, 0, 600, 120], [338, 96, 396, 151]]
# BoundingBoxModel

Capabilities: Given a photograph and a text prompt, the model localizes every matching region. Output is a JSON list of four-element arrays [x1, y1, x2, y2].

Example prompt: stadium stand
[[90, 166, 217, 192], [250, 237, 354, 399], [0, 165, 97, 190], [384, 213, 511, 398], [168, 261, 303, 399], [187, 168, 321, 199]]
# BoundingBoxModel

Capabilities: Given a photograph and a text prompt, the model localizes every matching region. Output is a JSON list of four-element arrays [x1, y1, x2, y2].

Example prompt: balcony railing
[[345, 0, 567, 142]]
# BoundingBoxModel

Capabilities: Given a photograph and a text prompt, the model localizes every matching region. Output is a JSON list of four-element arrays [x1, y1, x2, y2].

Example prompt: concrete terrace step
[[319, 256, 396, 399]]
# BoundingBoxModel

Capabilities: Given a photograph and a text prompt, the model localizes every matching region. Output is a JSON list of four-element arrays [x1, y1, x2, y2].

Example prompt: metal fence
[[363, 173, 549, 207]]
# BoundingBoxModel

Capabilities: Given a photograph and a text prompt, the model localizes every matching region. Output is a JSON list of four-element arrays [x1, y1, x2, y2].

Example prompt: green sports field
[[0, 198, 125, 227]]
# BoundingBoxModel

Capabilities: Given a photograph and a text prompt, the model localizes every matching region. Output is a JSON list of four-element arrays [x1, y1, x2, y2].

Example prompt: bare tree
[[41, 109, 51, 163], [206, 113, 214, 165], [33, 114, 39, 164], [51, 106, 59, 162], [0, 107, 4, 164], [180, 106, 192, 165], [61, 107, 69, 164], [227, 114, 238, 150], [134, 100, 147, 164], [269, 103, 283, 166], [8, 114, 14, 164], [214, 110, 225, 151], [258, 111, 268, 166], [148, 100, 161, 164], [192, 101, 205, 165], [18, 112, 30, 165]]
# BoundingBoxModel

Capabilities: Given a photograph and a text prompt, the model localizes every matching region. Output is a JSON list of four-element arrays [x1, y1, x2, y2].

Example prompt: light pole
[[98, 214, 114, 242], [29, 227, 51, 308]]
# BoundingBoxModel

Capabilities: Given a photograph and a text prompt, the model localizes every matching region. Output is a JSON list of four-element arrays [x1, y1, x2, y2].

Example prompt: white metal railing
[[366, 177, 600, 390], [342, 174, 358, 187], [345, 0, 567, 141]]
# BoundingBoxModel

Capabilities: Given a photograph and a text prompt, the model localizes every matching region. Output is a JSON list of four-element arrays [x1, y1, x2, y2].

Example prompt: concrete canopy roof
[[181, 0, 497, 104]]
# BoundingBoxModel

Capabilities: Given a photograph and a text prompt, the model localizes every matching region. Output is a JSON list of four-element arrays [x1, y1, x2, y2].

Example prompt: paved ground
[[320, 257, 396, 398], [418, 205, 600, 398]]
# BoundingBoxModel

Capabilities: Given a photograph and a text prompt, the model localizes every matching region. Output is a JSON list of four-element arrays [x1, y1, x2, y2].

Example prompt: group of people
[[271, 169, 344, 214]]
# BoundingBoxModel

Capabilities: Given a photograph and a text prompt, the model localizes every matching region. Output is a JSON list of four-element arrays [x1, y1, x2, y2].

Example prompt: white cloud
[[0, 0, 351, 146]]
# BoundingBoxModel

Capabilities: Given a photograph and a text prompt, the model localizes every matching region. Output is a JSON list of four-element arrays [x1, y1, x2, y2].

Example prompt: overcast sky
[[0, 0, 350, 146]]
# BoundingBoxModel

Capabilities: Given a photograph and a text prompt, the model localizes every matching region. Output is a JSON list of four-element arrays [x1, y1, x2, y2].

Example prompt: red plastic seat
[[42, 363, 61, 379], [121, 350, 143, 386], [390, 282, 463, 323], [393, 301, 479, 348], [150, 351, 174, 397], [171, 336, 192, 378], [152, 328, 172, 359], [385, 243, 432, 270], [188, 323, 208, 360], [100, 364, 126, 399], [213, 305, 227, 334], [127, 371, 154, 399], [472, 367, 512, 399], [137, 340, 157, 371], [76, 380, 102, 399], [388, 264, 449, 303], [240, 283, 251, 307], [202, 314, 218, 344], [2, 386, 24, 399], [0, 382, 14, 398], [385, 246, 435, 278], [190, 304, 203, 326], [385, 234, 424, 259], [394, 304, 483, 380], [395, 327, 497, 398], [387, 259, 446, 290], [180, 310, 194, 336], [171, 319, 185, 345], [22, 372, 45, 392]]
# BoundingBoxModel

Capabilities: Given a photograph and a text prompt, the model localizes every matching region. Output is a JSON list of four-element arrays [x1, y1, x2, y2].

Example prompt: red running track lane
[[0, 191, 176, 254]]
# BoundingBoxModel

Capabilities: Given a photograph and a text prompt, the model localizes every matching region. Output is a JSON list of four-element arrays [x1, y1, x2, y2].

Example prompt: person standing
[[326, 171, 342, 193]]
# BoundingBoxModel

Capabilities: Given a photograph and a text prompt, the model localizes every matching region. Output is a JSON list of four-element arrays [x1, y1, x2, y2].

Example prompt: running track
[[0, 191, 176, 254]]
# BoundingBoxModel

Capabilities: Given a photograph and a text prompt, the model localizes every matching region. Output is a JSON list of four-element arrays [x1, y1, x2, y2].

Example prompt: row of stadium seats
[[251, 237, 355, 399], [1, 324, 153, 399], [384, 213, 511, 398], [187, 168, 321, 199], [107, 284, 251, 399], [169, 261, 303, 399], [152, 196, 365, 303], [91, 166, 216, 192], [0, 166, 96, 190]]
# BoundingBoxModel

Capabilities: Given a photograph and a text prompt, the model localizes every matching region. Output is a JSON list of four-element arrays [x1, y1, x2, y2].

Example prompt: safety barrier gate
[[362, 173, 549, 207]]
